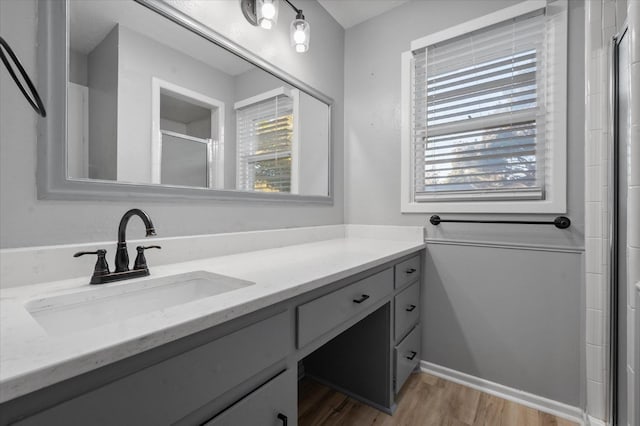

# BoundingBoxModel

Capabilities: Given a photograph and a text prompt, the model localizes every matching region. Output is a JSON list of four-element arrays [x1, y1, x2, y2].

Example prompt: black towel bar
[[429, 215, 571, 229]]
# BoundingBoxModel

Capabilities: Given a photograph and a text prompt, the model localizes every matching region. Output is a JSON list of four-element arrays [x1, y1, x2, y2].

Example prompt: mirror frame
[[37, 0, 334, 203]]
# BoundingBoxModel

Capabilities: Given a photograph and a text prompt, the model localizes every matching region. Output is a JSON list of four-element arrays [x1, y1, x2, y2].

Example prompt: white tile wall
[[584, 0, 615, 421], [588, 343, 607, 383], [587, 308, 606, 346], [588, 378, 607, 420], [587, 273, 606, 310], [587, 202, 604, 237], [587, 165, 603, 202], [587, 237, 605, 274]]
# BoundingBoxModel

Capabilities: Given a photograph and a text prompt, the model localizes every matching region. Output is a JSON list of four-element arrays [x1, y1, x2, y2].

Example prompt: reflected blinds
[[413, 10, 547, 201], [236, 94, 294, 192]]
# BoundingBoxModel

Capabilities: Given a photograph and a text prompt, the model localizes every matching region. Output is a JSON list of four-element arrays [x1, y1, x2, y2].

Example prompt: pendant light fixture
[[241, 0, 310, 53], [290, 10, 310, 53], [283, 0, 309, 53]]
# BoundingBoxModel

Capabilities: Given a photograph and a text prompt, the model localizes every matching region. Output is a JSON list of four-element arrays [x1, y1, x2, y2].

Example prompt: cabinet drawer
[[394, 255, 420, 289], [15, 311, 291, 426], [394, 281, 420, 342], [394, 325, 420, 395], [204, 369, 296, 426], [297, 269, 393, 348]]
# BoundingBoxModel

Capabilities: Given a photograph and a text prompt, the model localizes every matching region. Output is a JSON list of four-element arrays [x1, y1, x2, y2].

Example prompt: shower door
[[611, 26, 630, 426]]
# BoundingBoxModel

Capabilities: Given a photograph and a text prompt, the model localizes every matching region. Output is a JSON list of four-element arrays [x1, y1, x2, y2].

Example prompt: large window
[[235, 88, 298, 193], [401, 0, 567, 213]]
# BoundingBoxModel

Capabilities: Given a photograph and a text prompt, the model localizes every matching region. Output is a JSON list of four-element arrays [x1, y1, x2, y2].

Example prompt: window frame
[[400, 0, 568, 214]]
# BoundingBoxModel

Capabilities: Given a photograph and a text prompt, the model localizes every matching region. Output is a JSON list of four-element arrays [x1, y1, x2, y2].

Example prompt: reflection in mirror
[[67, 0, 330, 196]]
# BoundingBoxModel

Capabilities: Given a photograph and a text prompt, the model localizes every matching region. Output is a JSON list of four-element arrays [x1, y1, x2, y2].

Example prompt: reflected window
[[235, 88, 298, 193]]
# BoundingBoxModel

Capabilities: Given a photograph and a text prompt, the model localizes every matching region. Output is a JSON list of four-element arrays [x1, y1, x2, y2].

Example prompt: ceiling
[[317, 0, 410, 29], [69, 0, 253, 76]]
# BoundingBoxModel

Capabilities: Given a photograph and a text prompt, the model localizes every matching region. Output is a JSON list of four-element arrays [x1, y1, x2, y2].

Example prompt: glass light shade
[[290, 18, 310, 53], [256, 0, 278, 30]]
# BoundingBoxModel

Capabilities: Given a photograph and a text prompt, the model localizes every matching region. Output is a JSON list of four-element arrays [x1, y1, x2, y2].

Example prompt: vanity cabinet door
[[394, 255, 421, 289], [394, 325, 420, 395], [203, 369, 297, 426], [297, 269, 393, 348], [394, 281, 420, 342], [13, 311, 291, 426]]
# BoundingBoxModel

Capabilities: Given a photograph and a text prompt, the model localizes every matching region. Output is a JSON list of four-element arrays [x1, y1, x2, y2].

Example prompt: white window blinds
[[413, 10, 547, 202], [236, 94, 294, 193]]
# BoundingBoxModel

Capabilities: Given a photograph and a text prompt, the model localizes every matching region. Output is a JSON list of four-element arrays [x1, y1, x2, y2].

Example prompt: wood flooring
[[298, 372, 578, 426]]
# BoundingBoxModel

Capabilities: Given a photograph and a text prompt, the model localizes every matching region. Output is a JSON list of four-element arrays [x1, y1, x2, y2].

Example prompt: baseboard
[[420, 360, 585, 425], [586, 415, 607, 426]]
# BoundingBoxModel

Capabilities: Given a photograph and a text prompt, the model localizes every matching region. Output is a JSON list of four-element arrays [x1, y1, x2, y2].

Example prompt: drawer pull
[[406, 304, 417, 312], [277, 413, 288, 425], [406, 351, 417, 360], [406, 268, 417, 274], [353, 294, 370, 304]]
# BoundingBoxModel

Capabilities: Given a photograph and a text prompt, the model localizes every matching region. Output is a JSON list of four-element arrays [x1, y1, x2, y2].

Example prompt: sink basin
[[25, 271, 254, 336]]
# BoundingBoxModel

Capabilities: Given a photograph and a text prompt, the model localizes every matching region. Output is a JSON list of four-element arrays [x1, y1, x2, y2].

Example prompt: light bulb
[[256, 0, 278, 30], [295, 44, 307, 53], [261, 2, 276, 19], [293, 26, 306, 43], [260, 19, 272, 29]]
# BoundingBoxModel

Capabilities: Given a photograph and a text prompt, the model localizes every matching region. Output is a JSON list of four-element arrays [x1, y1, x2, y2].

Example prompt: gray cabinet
[[394, 281, 420, 342], [394, 255, 421, 289], [203, 369, 297, 426], [394, 325, 421, 395], [391, 255, 422, 396], [297, 268, 393, 348], [299, 253, 423, 411], [14, 311, 291, 426]]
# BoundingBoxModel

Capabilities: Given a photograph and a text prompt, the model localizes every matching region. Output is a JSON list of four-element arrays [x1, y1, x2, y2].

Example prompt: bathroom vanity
[[0, 0, 427, 423], [0, 228, 424, 425]]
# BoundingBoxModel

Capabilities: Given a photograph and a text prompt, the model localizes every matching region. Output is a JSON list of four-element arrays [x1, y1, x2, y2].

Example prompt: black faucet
[[74, 209, 161, 285], [115, 208, 156, 272]]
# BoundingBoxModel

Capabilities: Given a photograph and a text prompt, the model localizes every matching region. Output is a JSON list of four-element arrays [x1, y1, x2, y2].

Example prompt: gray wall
[[0, 0, 344, 248], [424, 243, 582, 405], [88, 26, 119, 181], [234, 67, 288, 102], [344, 0, 585, 406], [68, 50, 87, 86]]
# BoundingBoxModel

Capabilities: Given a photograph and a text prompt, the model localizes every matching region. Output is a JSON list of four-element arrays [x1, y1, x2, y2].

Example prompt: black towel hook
[[0, 36, 46, 117]]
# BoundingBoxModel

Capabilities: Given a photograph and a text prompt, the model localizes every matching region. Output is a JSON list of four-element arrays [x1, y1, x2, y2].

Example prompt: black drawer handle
[[277, 413, 288, 425], [406, 351, 417, 361], [406, 304, 417, 312], [406, 268, 417, 274], [353, 294, 370, 304]]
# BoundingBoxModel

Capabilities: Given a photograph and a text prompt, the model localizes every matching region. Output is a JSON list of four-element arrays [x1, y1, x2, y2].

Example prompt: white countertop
[[0, 235, 424, 403]]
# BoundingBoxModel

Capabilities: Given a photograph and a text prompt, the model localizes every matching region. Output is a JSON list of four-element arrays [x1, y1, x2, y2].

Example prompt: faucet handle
[[133, 245, 161, 270], [74, 249, 110, 278]]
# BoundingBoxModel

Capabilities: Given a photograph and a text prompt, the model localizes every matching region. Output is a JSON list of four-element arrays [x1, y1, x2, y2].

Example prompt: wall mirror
[[38, 0, 332, 202]]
